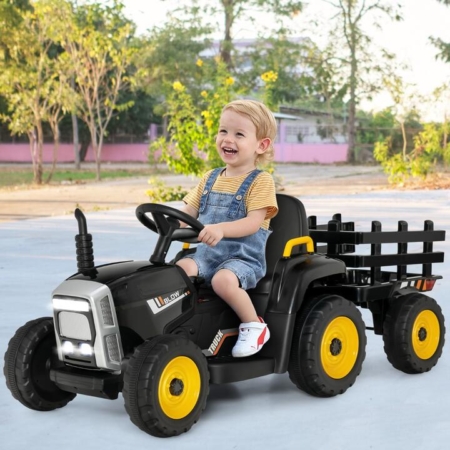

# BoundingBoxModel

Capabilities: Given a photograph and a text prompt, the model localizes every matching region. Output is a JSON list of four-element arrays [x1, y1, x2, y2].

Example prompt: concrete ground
[[0, 181, 449, 449], [0, 163, 389, 222]]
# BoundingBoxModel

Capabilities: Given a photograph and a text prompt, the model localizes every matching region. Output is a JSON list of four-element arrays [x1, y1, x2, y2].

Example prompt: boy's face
[[216, 109, 270, 170]]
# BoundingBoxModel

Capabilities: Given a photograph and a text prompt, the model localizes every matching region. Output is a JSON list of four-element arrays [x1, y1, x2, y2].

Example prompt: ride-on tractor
[[4, 194, 446, 438]]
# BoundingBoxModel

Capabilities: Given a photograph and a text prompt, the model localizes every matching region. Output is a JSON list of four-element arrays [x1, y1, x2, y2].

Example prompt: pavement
[[0, 187, 449, 450], [0, 163, 389, 222]]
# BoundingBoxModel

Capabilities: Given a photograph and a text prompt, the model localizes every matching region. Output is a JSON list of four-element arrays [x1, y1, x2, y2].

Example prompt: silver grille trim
[[100, 296, 114, 326], [52, 279, 123, 372]]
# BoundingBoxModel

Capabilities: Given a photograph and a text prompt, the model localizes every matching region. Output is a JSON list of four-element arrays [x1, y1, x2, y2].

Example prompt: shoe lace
[[237, 327, 251, 342]]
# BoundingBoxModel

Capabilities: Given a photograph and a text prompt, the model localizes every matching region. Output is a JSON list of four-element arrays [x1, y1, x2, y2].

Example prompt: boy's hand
[[198, 224, 224, 246]]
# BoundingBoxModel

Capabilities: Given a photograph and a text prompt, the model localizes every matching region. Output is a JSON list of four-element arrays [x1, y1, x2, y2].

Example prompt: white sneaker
[[232, 317, 270, 358]]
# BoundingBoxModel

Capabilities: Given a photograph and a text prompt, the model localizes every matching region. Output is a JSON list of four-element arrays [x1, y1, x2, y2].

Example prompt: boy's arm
[[178, 203, 199, 228], [197, 208, 267, 247]]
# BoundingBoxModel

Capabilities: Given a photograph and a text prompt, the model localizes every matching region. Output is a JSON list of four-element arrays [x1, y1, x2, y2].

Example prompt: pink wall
[[0, 143, 149, 163], [274, 143, 348, 164], [0, 141, 348, 164]]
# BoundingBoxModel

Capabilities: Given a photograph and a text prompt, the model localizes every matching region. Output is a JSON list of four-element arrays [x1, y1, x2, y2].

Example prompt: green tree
[[150, 58, 237, 176], [431, 1, 450, 62], [0, 0, 73, 184], [318, 0, 402, 161], [167, 0, 303, 68], [54, 0, 137, 180], [133, 17, 211, 135]]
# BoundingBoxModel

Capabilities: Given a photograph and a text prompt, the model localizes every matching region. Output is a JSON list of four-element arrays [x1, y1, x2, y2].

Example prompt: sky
[[118, 0, 450, 120]]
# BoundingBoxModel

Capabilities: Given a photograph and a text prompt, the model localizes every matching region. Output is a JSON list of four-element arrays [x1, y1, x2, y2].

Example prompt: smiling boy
[[176, 99, 278, 357]]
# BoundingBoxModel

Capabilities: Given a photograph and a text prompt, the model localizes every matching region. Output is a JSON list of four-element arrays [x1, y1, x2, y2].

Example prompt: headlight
[[79, 343, 93, 356], [62, 341, 75, 354], [53, 297, 90, 312]]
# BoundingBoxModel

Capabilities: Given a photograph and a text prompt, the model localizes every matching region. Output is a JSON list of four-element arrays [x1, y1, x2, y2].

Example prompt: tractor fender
[[266, 253, 346, 315], [261, 254, 346, 373]]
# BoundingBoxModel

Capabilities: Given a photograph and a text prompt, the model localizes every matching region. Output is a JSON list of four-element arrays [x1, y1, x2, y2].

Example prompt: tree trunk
[[347, 97, 356, 162], [401, 121, 407, 161], [72, 112, 80, 170], [46, 122, 60, 183], [35, 122, 44, 185], [221, 0, 234, 69]]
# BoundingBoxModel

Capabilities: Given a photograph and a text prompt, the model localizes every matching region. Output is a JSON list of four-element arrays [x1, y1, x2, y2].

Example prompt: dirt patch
[[0, 163, 448, 223]]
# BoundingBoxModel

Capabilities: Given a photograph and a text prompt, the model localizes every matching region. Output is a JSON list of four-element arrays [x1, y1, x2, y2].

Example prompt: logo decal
[[147, 289, 190, 314], [203, 328, 238, 357]]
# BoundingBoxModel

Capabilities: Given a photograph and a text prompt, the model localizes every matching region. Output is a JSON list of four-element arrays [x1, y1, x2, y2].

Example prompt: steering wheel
[[136, 204, 204, 264]]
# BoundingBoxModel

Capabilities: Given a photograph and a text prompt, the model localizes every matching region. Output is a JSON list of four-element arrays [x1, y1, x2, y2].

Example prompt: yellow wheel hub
[[412, 310, 440, 360], [158, 356, 201, 420], [321, 316, 359, 379]]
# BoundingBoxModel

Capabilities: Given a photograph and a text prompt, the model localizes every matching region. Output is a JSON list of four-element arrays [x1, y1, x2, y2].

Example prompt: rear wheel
[[3, 317, 76, 411], [123, 335, 209, 438], [288, 295, 367, 397], [383, 293, 445, 373]]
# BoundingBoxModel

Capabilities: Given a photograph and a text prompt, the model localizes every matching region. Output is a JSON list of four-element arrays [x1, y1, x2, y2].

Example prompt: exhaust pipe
[[74, 208, 94, 271]]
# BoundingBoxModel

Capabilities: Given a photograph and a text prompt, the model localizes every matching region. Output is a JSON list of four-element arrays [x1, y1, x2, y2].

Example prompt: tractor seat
[[248, 193, 309, 296]]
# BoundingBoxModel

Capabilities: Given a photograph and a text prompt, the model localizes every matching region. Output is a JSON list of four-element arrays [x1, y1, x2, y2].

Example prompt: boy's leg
[[176, 258, 199, 277], [211, 268, 258, 322], [211, 269, 270, 357]]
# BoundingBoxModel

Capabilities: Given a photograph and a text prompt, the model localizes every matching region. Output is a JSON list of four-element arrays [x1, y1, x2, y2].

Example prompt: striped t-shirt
[[184, 169, 278, 230]]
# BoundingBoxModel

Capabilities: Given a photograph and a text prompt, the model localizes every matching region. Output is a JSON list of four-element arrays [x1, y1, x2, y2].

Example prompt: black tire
[[288, 295, 367, 398], [3, 317, 76, 411], [383, 293, 445, 374], [123, 335, 209, 438]]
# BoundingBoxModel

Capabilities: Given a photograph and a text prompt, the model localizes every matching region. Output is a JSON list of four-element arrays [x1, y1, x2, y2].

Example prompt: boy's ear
[[257, 138, 271, 153]]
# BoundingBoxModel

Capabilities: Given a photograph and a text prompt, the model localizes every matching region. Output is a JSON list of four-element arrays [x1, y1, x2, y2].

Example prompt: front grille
[[59, 311, 92, 340], [105, 334, 120, 362], [100, 296, 114, 326]]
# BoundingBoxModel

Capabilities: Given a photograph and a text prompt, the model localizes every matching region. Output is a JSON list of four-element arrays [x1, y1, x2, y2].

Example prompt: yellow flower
[[261, 71, 278, 83], [205, 119, 213, 129], [196, 58, 204, 67], [214, 94, 219, 99], [225, 76, 234, 86], [173, 81, 185, 92], [200, 90, 208, 98], [201, 110, 210, 118]]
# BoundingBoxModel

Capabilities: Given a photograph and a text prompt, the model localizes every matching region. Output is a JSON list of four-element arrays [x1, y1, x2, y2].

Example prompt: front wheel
[[3, 317, 76, 411], [123, 335, 209, 438], [383, 293, 445, 374], [288, 295, 367, 397]]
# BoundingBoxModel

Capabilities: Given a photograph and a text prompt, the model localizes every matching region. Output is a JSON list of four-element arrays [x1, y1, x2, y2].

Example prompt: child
[[177, 99, 278, 357]]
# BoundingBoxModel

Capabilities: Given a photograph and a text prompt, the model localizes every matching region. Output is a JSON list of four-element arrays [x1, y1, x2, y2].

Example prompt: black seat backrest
[[250, 194, 309, 295], [266, 193, 309, 274]]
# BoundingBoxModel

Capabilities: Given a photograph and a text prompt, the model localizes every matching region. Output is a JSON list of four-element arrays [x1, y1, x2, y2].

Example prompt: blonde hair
[[221, 99, 277, 164]]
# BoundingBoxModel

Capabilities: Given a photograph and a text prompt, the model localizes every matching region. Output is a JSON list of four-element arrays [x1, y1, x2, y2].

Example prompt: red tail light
[[415, 279, 436, 291]]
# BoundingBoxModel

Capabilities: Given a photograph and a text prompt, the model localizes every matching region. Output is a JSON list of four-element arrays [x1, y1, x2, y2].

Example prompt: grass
[[0, 166, 163, 188]]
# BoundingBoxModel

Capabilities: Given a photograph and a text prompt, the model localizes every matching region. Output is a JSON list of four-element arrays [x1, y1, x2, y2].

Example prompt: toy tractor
[[3, 194, 446, 438]]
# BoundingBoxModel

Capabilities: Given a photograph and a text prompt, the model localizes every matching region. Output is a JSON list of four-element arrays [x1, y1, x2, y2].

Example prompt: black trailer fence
[[308, 214, 446, 305]]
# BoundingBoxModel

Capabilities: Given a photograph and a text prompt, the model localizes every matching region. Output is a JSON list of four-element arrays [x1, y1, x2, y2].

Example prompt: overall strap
[[227, 169, 262, 219], [198, 168, 223, 213]]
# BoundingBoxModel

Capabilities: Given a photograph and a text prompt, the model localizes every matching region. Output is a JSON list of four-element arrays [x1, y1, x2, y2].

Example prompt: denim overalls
[[183, 168, 271, 290]]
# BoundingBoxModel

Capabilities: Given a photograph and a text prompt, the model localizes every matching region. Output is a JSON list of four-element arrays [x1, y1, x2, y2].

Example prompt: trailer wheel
[[383, 293, 445, 374], [123, 335, 209, 438], [3, 317, 76, 411], [288, 295, 367, 397]]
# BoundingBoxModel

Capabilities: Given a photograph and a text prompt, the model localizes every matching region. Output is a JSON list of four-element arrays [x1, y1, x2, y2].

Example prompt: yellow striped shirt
[[184, 169, 278, 229]]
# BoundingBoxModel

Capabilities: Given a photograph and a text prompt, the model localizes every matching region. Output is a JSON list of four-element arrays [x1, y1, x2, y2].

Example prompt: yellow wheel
[[383, 293, 445, 374], [158, 356, 201, 419], [321, 316, 359, 379], [412, 310, 440, 360], [123, 335, 209, 438], [288, 295, 366, 397]]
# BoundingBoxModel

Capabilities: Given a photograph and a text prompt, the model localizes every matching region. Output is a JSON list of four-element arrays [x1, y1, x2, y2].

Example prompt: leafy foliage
[[150, 58, 237, 176], [374, 122, 449, 184]]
